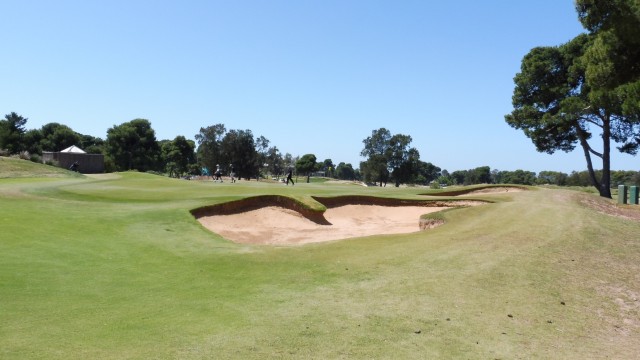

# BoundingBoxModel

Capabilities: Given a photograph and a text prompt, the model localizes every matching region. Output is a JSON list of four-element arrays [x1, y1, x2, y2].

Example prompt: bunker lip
[[190, 195, 330, 225], [312, 195, 483, 208], [421, 185, 527, 197], [191, 195, 488, 245]]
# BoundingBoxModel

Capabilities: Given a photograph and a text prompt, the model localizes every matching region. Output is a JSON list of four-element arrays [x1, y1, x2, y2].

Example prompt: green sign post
[[618, 185, 627, 204]]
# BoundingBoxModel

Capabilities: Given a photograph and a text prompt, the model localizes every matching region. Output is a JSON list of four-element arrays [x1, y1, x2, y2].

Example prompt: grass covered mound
[[1, 172, 639, 359], [0, 156, 83, 178]]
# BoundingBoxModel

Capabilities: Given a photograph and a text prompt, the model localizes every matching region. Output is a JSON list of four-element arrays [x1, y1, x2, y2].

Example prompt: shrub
[[29, 154, 42, 163]]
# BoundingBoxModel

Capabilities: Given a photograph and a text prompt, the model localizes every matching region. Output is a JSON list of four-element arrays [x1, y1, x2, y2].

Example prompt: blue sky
[[2, 0, 637, 173]]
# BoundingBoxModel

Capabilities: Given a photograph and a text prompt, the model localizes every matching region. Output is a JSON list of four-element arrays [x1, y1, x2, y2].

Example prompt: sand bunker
[[198, 204, 450, 245]]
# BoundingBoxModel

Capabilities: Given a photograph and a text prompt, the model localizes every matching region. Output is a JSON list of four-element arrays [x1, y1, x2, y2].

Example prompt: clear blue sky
[[2, 0, 637, 173]]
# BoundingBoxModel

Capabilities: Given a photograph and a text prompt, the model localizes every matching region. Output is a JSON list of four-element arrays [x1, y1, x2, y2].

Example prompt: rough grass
[[0, 156, 83, 178], [1, 163, 639, 359]]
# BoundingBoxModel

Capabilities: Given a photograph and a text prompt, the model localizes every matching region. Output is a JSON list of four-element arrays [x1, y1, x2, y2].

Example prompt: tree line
[[0, 114, 421, 184], [439, 167, 640, 188], [0, 113, 364, 182], [3, 112, 638, 188]]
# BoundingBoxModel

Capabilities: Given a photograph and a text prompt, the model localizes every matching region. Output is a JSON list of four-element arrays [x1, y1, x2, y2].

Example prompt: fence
[[42, 152, 104, 174]]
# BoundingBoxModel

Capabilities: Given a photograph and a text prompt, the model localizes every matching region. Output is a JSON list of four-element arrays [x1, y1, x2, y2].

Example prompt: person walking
[[214, 164, 223, 182], [286, 168, 294, 186], [229, 164, 236, 183]]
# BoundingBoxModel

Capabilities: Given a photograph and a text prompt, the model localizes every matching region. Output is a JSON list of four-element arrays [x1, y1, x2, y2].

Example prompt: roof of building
[[60, 145, 86, 153]]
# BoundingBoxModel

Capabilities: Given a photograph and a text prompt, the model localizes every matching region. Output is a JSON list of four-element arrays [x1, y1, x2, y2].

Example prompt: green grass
[[1, 162, 639, 359], [0, 156, 84, 179]]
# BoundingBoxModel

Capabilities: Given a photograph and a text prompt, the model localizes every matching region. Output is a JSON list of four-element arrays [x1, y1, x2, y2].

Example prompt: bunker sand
[[198, 205, 450, 245]]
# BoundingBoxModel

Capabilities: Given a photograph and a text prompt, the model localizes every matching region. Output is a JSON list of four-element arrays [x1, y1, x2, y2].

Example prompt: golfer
[[286, 168, 294, 186]]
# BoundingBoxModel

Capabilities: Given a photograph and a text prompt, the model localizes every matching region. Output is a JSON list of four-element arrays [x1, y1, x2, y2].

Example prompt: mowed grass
[[1, 159, 639, 359]]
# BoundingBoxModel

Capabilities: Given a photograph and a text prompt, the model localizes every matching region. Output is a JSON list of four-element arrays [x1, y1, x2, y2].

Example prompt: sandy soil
[[198, 205, 450, 245]]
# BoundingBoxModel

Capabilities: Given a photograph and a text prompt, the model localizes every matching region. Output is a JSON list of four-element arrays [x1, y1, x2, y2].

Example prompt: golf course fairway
[[1, 161, 639, 359]]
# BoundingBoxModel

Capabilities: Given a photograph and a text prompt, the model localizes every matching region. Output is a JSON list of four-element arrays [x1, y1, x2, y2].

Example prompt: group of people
[[210, 164, 294, 185], [213, 164, 236, 183]]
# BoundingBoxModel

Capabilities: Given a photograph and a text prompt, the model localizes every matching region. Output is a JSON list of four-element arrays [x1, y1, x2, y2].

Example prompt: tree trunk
[[576, 118, 612, 199], [600, 115, 612, 198], [576, 126, 601, 193]]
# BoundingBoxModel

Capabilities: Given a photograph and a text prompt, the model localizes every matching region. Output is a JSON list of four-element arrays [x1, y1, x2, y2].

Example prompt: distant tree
[[335, 162, 356, 180], [437, 169, 453, 186], [537, 171, 569, 185], [354, 168, 362, 181], [491, 169, 503, 184], [470, 166, 492, 184], [322, 159, 335, 177], [411, 160, 441, 185], [455, 166, 492, 185], [360, 154, 389, 186], [22, 124, 103, 156], [23, 129, 44, 155], [391, 147, 416, 185], [219, 129, 259, 180], [360, 128, 419, 187], [611, 170, 640, 186], [0, 112, 28, 154], [106, 119, 160, 171], [161, 136, 196, 177], [361, 128, 392, 186], [631, 172, 640, 187], [450, 170, 467, 185], [387, 134, 417, 187], [78, 134, 105, 154], [255, 135, 270, 179], [566, 170, 602, 187], [361, 128, 391, 157], [265, 146, 285, 179], [38, 123, 81, 152], [499, 169, 537, 185], [296, 153, 317, 183], [195, 124, 226, 175], [283, 153, 295, 169]]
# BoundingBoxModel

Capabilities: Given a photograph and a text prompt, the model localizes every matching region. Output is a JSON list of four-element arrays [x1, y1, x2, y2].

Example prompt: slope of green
[[1, 173, 638, 359], [0, 156, 83, 179]]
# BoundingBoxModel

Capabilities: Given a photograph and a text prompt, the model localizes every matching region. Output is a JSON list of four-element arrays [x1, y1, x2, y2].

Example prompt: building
[[42, 145, 104, 173]]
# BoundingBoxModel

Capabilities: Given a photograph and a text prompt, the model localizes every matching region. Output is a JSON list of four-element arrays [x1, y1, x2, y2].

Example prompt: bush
[[13, 151, 31, 160], [29, 154, 42, 163], [103, 157, 117, 173]]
